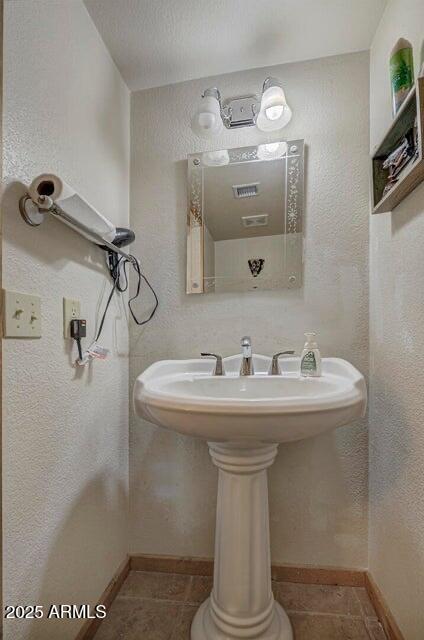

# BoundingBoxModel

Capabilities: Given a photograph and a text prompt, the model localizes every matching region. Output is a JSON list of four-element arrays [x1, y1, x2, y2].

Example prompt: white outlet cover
[[3, 290, 41, 338], [63, 298, 81, 338]]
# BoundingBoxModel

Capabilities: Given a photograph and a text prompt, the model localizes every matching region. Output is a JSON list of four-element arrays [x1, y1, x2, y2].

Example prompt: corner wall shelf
[[371, 76, 424, 214]]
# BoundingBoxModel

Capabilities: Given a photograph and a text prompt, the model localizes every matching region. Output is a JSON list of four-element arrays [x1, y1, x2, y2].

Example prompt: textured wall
[[3, 2, 130, 639], [129, 52, 370, 567], [369, 2, 424, 637]]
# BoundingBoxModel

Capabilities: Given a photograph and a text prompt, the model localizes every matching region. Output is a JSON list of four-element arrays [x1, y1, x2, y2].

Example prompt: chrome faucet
[[201, 353, 224, 376], [269, 350, 295, 375], [240, 336, 254, 376]]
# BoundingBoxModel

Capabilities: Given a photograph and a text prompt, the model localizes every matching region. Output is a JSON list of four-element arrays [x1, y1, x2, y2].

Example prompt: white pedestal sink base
[[191, 598, 293, 640], [134, 356, 366, 639], [191, 442, 293, 640]]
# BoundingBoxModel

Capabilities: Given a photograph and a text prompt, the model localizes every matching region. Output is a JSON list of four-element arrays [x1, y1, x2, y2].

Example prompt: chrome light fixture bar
[[221, 94, 260, 129], [191, 77, 292, 139]]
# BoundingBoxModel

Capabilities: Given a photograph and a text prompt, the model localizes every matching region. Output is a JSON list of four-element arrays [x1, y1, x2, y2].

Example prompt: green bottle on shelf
[[390, 38, 414, 115]]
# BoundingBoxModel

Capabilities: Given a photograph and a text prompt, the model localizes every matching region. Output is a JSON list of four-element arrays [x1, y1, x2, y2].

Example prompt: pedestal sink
[[133, 355, 366, 640]]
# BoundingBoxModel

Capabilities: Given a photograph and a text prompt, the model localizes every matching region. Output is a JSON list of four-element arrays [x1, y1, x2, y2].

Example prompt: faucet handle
[[269, 350, 295, 375], [201, 353, 224, 376]]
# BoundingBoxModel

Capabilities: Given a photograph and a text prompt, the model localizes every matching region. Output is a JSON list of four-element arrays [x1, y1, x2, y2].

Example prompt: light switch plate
[[63, 298, 81, 337], [3, 290, 42, 338]]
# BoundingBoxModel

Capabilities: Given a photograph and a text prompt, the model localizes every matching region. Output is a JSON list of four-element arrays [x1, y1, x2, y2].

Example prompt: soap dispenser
[[300, 332, 322, 377]]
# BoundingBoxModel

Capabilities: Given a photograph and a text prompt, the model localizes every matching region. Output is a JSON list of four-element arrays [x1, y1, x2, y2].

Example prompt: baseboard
[[130, 553, 214, 577], [271, 562, 365, 586], [75, 555, 130, 640], [365, 572, 405, 640], [130, 553, 365, 586], [74, 553, 405, 640]]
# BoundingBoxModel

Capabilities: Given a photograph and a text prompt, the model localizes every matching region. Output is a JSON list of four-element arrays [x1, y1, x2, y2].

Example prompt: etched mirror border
[[187, 139, 304, 294]]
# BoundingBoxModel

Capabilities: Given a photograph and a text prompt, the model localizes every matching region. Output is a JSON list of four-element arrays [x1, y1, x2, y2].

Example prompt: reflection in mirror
[[187, 140, 304, 294]]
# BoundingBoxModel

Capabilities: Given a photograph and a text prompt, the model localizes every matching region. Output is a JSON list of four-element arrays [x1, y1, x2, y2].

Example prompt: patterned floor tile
[[119, 570, 190, 602], [274, 582, 362, 616]]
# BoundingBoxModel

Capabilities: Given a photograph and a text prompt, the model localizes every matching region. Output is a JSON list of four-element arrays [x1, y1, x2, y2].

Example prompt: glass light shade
[[257, 141, 288, 161], [266, 105, 285, 120], [202, 149, 230, 166], [256, 85, 292, 132], [191, 95, 223, 139]]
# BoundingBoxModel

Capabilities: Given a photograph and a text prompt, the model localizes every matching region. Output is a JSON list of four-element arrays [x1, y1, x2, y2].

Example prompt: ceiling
[[204, 160, 284, 241], [84, 0, 387, 91]]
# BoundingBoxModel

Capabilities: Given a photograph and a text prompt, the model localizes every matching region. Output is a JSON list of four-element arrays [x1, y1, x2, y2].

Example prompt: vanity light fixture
[[202, 149, 230, 166], [257, 141, 288, 161], [191, 88, 223, 139], [190, 77, 292, 138], [256, 77, 292, 132]]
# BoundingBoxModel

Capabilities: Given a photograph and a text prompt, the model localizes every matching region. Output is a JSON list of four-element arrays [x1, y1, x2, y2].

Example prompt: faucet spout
[[240, 336, 254, 376]]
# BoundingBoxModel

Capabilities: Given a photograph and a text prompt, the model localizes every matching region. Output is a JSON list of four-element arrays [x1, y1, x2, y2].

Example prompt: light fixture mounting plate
[[222, 94, 260, 129]]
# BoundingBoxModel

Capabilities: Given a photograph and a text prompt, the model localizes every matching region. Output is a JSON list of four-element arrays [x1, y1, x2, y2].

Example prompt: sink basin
[[134, 355, 366, 442], [133, 354, 367, 640]]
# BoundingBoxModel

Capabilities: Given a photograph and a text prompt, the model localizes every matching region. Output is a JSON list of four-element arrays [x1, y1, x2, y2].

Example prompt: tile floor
[[94, 570, 388, 640]]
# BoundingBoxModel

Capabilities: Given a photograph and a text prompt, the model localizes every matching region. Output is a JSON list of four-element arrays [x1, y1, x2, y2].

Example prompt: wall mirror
[[186, 139, 304, 294]]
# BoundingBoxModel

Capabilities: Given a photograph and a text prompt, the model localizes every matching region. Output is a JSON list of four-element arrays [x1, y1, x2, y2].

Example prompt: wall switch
[[63, 298, 81, 338], [3, 290, 42, 338]]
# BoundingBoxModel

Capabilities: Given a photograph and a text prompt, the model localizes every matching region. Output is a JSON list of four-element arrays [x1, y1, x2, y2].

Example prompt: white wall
[[369, 2, 424, 637], [3, 2, 130, 639], [129, 52, 370, 567]]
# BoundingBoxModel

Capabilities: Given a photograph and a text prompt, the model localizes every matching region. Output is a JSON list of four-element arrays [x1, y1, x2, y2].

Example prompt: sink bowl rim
[[134, 356, 367, 417]]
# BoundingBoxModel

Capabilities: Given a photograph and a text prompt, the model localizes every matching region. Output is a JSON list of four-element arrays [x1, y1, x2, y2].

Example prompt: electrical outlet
[[63, 298, 81, 338]]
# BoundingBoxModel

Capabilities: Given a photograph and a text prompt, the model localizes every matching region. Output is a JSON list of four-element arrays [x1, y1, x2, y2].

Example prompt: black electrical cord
[[95, 277, 118, 341], [96, 253, 158, 342], [128, 258, 159, 327], [76, 338, 83, 361]]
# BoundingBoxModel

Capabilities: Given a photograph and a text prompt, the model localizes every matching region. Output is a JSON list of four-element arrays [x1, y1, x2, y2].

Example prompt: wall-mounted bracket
[[222, 95, 261, 129], [19, 194, 138, 266], [19, 195, 45, 226]]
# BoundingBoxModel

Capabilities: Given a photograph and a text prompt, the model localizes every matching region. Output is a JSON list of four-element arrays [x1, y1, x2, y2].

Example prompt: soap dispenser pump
[[300, 332, 322, 377]]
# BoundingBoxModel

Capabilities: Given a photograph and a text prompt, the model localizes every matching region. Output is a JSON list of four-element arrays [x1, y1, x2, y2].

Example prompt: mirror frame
[[186, 139, 304, 294]]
